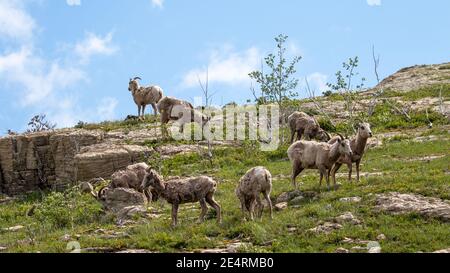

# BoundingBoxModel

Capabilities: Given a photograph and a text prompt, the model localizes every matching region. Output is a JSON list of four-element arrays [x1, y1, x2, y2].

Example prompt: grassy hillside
[[0, 124, 449, 253]]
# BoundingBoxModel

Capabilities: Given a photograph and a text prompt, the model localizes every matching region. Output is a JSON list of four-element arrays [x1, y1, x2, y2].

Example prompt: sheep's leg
[[263, 192, 273, 220], [240, 200, 247, 220], [290, 129, 296, 143], [141, 105, 147, 120], [291, 164, 304, 190], [296, 130, 303, 141], [348, 163, 353, 183], [319, 172, 324, 191], [325, 170, 331, 191], [137, 105, 142, 119], [206, 193, 222, 224], [198, 199, 208, 223], [255, 195, 263, 220], [151, 103, 158, 116], [249, 200, 256, 221], [356, 160, 361, 183], [171, 203, 179, 227], [332, 163, 342, 191]]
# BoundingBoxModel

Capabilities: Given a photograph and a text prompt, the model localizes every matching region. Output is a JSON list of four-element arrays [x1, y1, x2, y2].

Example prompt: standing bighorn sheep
[[288, 112, 331, 143], [288, 135, 353, 191], [235, 167, 273, 221], [128, 77, 164, 120], [141, 170, 222, 227], [329, 123, 373, 184], [108, 163, 158, 202], [157, 96, 210, 134]]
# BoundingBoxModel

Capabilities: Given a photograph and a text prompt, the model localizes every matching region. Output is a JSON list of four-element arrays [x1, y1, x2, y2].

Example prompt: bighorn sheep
[[109, 163, 158, 202], [329, 123, 373, 184], [288, 111, 331, 143], [287, 135, 353, 191], [157, 96, 210, 133], [141, 170, 222, 227], [128, 77, 164, 120], [235, 167, 273, 221]]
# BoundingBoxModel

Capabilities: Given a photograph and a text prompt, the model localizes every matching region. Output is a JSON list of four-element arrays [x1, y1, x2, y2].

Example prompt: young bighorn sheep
[[287, 135, 353, 191], [329, 123, 373, 184], [110, 163, 158, 202], [141, 170, 222, 227], [128, 77, 164, 120], [157, 96, 210, 134], [235, 167, 273, 221], [288, 111, 331, 143]]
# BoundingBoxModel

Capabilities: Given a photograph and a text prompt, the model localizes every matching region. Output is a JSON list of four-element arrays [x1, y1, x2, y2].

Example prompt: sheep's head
[[336, 134, 353, 158], [316, 129, 331, 142], [128, 77, 141, 92], [358, 123, 373, 138], [141, 169, 163, 190]]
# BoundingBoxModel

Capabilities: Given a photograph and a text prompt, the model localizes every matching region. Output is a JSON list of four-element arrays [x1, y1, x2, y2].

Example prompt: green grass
[[382, 84, 450, 101], [1, 125, 449, 253]]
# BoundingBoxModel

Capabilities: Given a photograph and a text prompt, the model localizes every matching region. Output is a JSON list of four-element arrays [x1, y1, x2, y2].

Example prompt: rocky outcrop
[[0, 129, 153, 196], [375, 192, 450, 222], [375, 62, 450, 92]]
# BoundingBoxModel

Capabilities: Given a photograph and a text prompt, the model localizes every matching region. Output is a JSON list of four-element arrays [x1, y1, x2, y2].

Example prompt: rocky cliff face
[[0, 129, 154, 196], [376, 62, 450, 92]]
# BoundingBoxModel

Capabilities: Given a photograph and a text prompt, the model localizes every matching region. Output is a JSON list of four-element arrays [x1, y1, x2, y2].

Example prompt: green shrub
[[33, 188, 104, 229], [318, 117, 336, 133]]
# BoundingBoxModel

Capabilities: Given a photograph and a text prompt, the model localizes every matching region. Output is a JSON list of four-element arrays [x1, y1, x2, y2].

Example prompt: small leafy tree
[[249, 34, 302, 143], [327, 57, 366, 134], [26, 114, 56, 133]]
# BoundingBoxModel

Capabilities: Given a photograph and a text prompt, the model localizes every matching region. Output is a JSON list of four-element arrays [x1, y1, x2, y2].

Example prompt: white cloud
[[367, 0, 381, 6], [97, 97, 119, 121], [74, 32, 118, 64], [0, 0, 36, 41], [181, 46, 261, 88], [304, 73, 329, 93], [0, 2, 120, 129], [0, 47, 87, 106], [151, 0, 165, 8], [66, 0, 81, 6]]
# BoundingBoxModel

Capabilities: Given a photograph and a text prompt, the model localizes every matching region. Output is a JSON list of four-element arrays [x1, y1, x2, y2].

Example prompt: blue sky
[[0, 0, 449, 133]]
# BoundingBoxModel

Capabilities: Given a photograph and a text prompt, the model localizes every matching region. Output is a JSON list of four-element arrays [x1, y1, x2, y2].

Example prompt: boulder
[[102, 188, 147, 213], [339, 197, 362, 203], [375, 192, 450, 222], [274, 202, 288, 211]]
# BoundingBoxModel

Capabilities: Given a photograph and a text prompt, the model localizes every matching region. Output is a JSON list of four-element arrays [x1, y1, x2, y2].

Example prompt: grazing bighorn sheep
[[287, 135, 353, 191], [128, 77, 164, 120], [157, 96, 210, 133], [288, 111, 331, 143], [110, 163, 158, 202], [329, 123, 373, 184], [141, 170, 222, 227], [235, 167, 273, 221]]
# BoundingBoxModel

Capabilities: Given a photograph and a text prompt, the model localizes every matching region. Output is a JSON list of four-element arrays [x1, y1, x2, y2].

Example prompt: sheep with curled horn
[[329, 122, 373, 185], [287, 133, 353, 191], [128, 77, 164, 120]]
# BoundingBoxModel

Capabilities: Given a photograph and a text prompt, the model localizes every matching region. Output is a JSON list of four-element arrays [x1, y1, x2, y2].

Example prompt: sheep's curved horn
[[336, 133, 344, 140], [325, 131, 332, 140], [133, 77, 142, 81]]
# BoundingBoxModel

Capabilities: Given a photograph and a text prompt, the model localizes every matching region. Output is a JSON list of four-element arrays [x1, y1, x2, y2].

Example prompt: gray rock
[[102, 187, 147, 213], [274, 202, 288, 211], [335, 212, 362, 225], [289, 196, 305, 206], [308, 222, 343, 234], [335, 248, 350, 253], [2, 225, 24, 232], [375, 192, 450, 222], [339, 197, 362, 203]]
